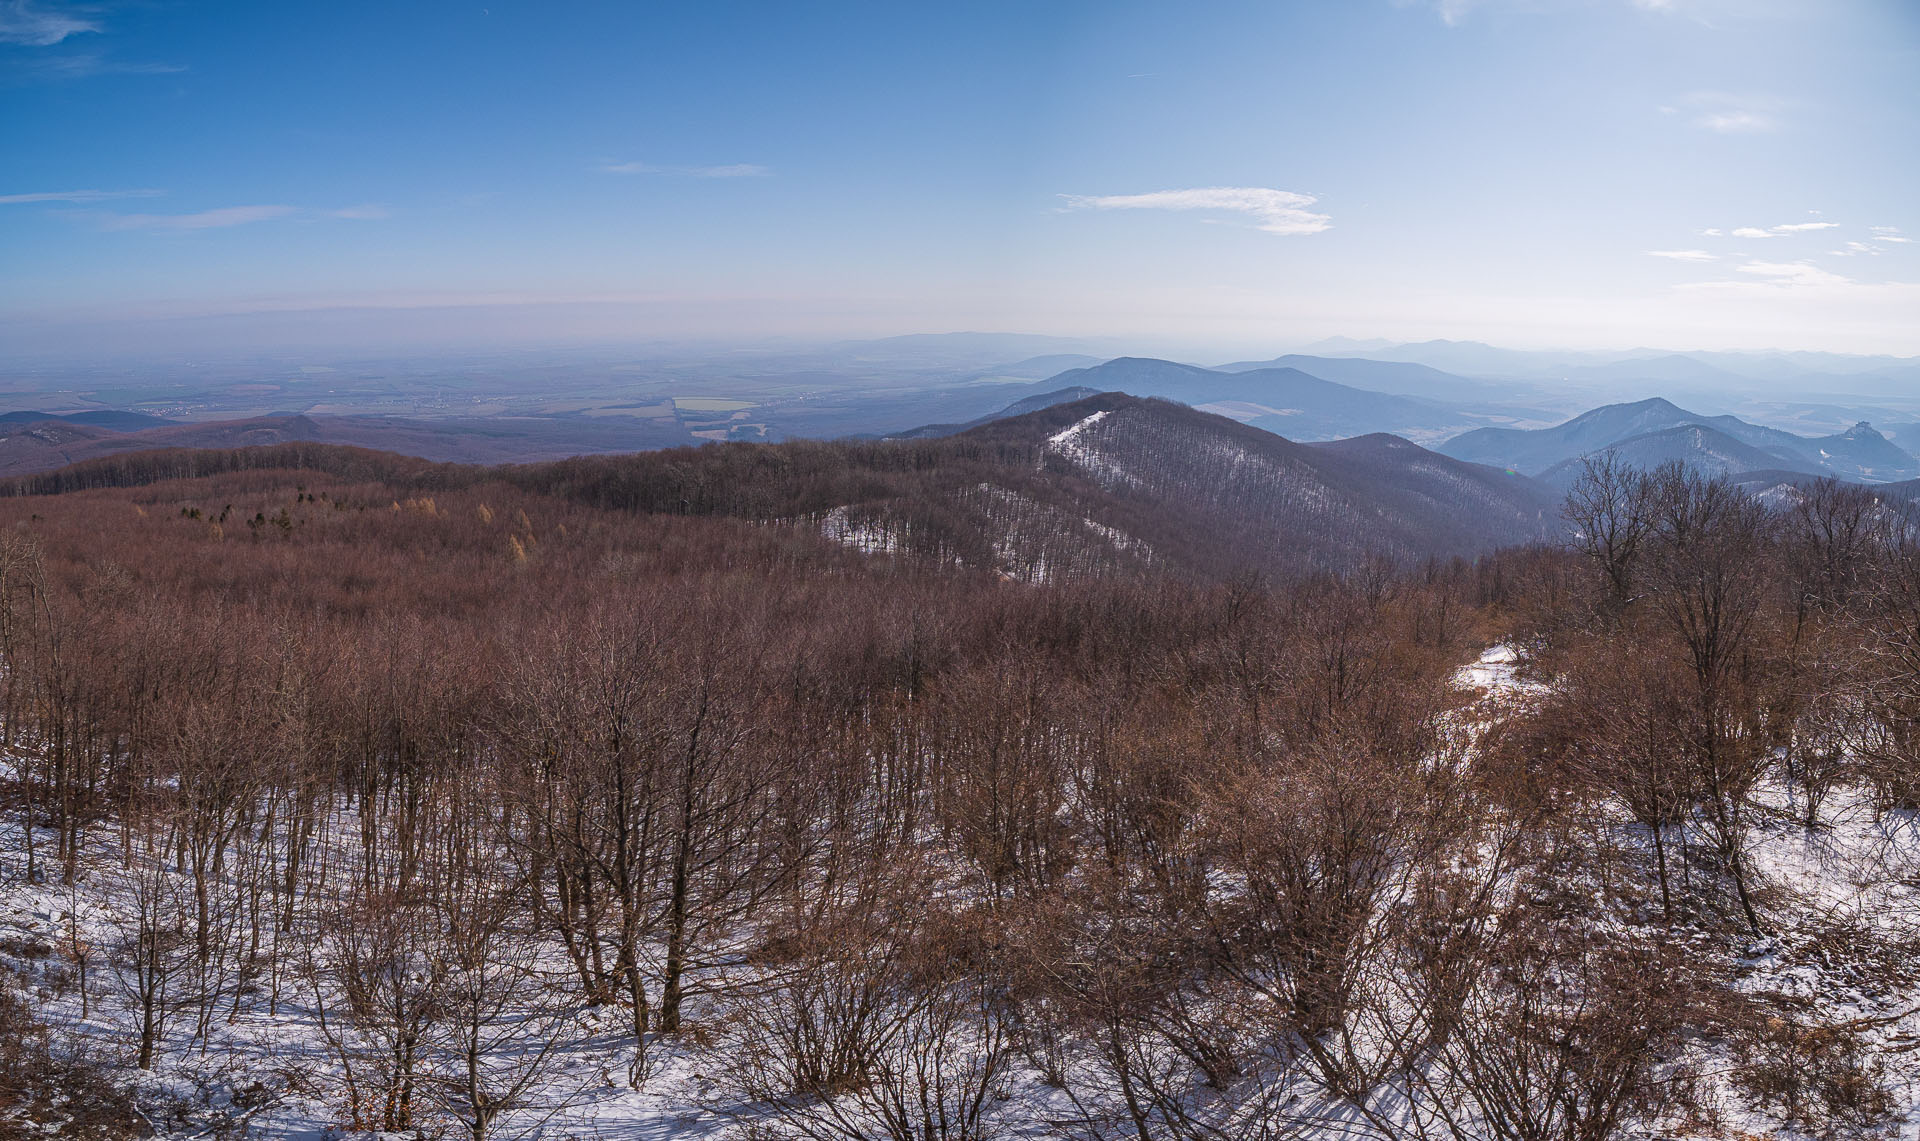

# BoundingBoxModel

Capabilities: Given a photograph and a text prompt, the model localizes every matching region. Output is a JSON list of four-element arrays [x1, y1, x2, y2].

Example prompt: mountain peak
[[1441, 397, 1920, 483]]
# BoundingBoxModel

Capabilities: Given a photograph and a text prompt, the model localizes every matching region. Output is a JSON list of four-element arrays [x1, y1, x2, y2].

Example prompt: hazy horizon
[[7, 320, 1920, 374]]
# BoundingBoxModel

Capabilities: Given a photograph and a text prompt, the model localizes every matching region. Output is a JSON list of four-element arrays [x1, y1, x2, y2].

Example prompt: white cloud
[[1680, 92, 1782, 134], [1648, 249, 1716, 261], [1059, 186, 1332, 236], [688, 164, 768, 178], [1394, 0, 1482, 27], [15, 53, 187, 79], [1695, 219, 1903, 261], [85, 204, 394, 231], [1668, 257, 1862, 294], [1733, 261, 1851, 287], [0, 0, 96, 45], [604, 162, 769, 178], [1698, 110, 1774, 133], [0, 188, 163, 205], [1405, 0, 1674, 25], [98, 205, 299, 231], [1711, 222, 1842, 239]]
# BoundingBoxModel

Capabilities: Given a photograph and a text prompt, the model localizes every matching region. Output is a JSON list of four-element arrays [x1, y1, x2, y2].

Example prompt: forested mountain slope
[[1536, 423, 1825, 487], [0, 393, 1564, 580], [509, 392, 1567, 576], [1442, 396, 1920, 481]]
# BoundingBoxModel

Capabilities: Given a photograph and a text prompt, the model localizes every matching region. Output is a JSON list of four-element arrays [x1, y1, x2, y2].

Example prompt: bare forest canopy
[[0, 394, 1568, 581], [2, 419, 1920, 1139]]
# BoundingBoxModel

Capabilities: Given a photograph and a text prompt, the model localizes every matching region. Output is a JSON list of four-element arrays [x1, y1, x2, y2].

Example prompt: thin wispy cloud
[[1059, 187, 1332, 236], [98, 205, 299, 231], [603, 162, 769, 178], [1734, 261, 1850, 287], [88, 204, 395, 232], [1698, 110, 1773, 133], [6, 53, 188, 83], [0, 0, 96, 45], [0, 188, 163, 205], [0, 3, 185, 84], [1827, 226, 1912, 256], [1668, 213, 1885, 290], [1418, 0, 1481, 25], [1712, 221, 1842, 240], [1674, 216, 1911, 283], [1400, 0, 1657, 27], [1679, 92, 1782, 134], [1408, 0, 1683, 26]]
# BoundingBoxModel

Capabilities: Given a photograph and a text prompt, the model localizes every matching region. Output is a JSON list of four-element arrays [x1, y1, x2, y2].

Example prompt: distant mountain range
[[1210, 353, 1520, 402], [1304, 339, 1920, 399], [884, 386, 1102, 439], [5, 345, 1915, 563], [1033, 357, 1537, 444], [1439, 397, 1920, 484]]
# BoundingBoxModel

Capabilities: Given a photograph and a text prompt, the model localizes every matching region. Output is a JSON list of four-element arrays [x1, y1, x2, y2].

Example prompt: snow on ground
[[8, 646, 1920, 1139], [1452, 642, 1547, 700], [1457, 643, 1920, 1140], [0, 766, 741, 1140]]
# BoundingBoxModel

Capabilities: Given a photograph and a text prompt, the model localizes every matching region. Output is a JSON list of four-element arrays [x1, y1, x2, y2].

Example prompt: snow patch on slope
[[819, 505, 901, 555], [1046, 410, 1142, 488]]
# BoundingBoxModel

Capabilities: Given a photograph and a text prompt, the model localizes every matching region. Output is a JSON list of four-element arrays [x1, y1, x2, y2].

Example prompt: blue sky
[[3, 0, 1917, 355]]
